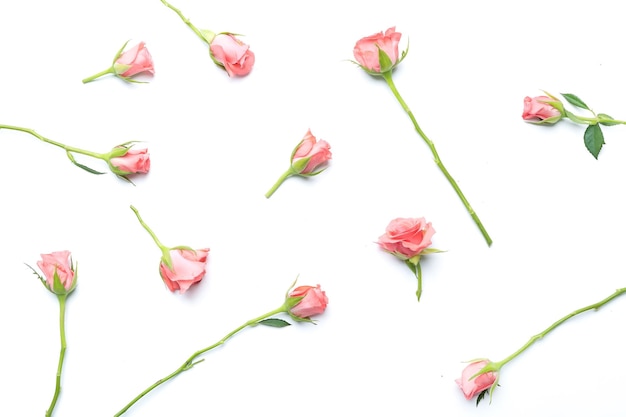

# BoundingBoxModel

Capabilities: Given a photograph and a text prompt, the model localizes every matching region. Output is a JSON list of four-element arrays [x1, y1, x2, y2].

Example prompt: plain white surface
[[1, 0, 626, 416]]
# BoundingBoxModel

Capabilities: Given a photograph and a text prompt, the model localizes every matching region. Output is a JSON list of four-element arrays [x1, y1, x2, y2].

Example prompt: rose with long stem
[[113, 283, 328, 416], [457, 287, 626, 403], [352, 27, 492, 247], [0, 124, 149, 182]]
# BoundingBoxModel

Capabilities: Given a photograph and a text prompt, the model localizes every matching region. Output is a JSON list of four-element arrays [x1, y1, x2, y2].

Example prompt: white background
[[1, 0, 626, 416]]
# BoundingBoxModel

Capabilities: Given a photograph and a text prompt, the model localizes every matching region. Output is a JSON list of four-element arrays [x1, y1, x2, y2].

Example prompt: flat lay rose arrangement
[[2, 1, 626, 415]]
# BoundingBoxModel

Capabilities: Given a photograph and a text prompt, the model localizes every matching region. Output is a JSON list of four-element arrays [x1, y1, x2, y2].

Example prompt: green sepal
[[200, 29, 216, 44], [524, 115, 562, 125], [298, 167, 328, 177], [160, 249, 174, 270], [377, 47, 394, 74], [259, 318, 291, 328], [421, 247, 445, 255], [405, 258, 419, 274], [291, 156, 311, 174], [561, 93, 590, 111], [170, 245, 195, 252], [112, 40, 131, 65], [598, 113, 622, 126], [115, 75, 150, 84], [583, 124, 605, 159], [66, 151, 105, 175], [25, 263, 47, 288], [112, 62, 131, 76]]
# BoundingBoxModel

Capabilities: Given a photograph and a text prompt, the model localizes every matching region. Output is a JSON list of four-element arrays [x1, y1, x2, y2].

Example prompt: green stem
[[45, 294, 68, 417], [415, 262, 422, 301], [0, 124, 105, 159], [129, 205, 168, 255], [159, 0, 208, 44], [82, 67, 115, 84], [493, 287, 626, 369], [265, 169, 294, 198], [113, 306, 286, 417], [380, 72, 492, 247]]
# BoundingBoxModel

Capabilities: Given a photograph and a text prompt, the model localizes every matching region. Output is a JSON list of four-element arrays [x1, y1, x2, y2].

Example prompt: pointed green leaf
[[259, 318, 291, 328], [66, 151, 105, 175], [561, 93, 590, 111], [476, 389, 488, 406], [584, 124, 605, 159]]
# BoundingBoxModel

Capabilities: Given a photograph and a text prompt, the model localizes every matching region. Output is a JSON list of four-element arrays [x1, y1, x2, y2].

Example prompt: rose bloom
[[159, 248, 209, 294], [210, 34, 255, 77], [291, 129, 332, 174], [353, 26, 402, 73], [37, 250, 76, 294], [456, 360, 498, 400], [288, 285, 328, 318], [522, 96, 561, 121], [114, 42, 154, 78], [378, 217, 435, 260], [110, 148, 150, 174]]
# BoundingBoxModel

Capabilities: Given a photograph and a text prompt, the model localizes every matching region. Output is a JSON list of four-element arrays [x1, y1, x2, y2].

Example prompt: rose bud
[[456, 360, 498, 401], [353, 26, 404, 75], [159, 248, 210, 294], [35, 250, 77, 295], [208, 32, 255, 77], [522, 96, 563, 124], [286, 285, 328, 321]]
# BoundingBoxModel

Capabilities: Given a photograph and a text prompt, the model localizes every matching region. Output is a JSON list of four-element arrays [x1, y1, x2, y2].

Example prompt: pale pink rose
[[159, 248, 209, 294], [291, 129, 332, 174], [378, 217, 435, 260], [110, 148, 150, 174], [456, 360, 498, 400], [115, 42, 155, 77], [37, 250, 76, 294], [353, 27, 402, 73], [522, 96, 561, 121], [209, 34, 255, 77], [288, 285, 328, 318]]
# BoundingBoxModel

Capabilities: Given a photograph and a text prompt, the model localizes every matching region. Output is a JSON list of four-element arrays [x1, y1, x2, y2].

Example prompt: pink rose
[[114, 42, 155, 78], [159, 248, 209, 294], [378, 217, 435, 260], [353, 27, 402, 73], [36, 250, 76, 294], [209, 34, 255, 77], [110, 147, 150, 175], [456, 360, 498, 400], [291, 129, 332, 174], [522, 96, 562, 122], [288, 285, 328, 318]]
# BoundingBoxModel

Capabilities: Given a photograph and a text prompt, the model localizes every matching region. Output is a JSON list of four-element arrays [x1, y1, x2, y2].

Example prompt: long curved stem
[[0, 124, 105, 159], [493, 287, 626, 369], [265, 169, 293, 198], [45, 294, 67, 417], [159, 0, 207, 44], [113, 306, 286, 416], [380, 73, 492, 247]]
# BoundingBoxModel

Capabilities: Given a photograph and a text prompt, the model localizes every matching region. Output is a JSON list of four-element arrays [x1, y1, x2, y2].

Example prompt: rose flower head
[[290, 129, 332, 175], [456, 360, 498, 404], [103, 142, 150, 183], [32, 250, 77, 296], [378, 217, 437, 263], [522, 95, 563, 124], [159, 248, 210, 294], [83, 41, 154, 84], [353, 26, 406, 75], [206, 31, 255, 77], [285, 284, 328, 322], [113, 41, 155, 78]]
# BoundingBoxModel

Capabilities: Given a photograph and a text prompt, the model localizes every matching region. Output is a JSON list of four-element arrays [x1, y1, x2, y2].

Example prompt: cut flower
[[82, 41, 154, 84]]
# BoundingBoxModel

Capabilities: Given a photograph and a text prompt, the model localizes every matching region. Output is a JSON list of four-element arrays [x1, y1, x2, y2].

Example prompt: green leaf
[[476, 389, 488, 406], [598, 113, 622, 126], [561, 93, 590, 111], [259, 318, 291, 328], [583, 124, 605, 159], [66, 151, 105, 175]]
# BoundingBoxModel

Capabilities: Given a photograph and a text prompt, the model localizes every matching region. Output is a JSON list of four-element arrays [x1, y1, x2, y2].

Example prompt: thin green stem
[[494, 287, 626, 369], [45, 294, 68, 417], [159, 0, 207, 44], [129, 205, 167, 252], [82, 67, 115, 84], [0, 124, 105, 159], [415, 262, 422, 301], [380, 72, 492, 247], [113, 306, 286, 417], [265, 169, 294, 198]]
